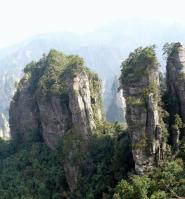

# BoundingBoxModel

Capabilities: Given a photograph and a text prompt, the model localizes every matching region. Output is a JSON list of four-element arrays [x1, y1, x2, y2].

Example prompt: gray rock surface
[[9, 50, 102, 191], [0, 74, 17, 139], [166, 43, 185, 150], [121, 47, 165, 174], [0, 113, 10, 140]]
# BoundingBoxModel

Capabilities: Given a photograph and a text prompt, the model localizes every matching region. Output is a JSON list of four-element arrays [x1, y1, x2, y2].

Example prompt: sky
[[1, 0, 185, 48]]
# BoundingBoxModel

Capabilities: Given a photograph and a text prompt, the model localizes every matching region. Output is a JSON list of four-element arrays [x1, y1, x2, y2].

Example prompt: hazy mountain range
[[1, 19, 185, 138]]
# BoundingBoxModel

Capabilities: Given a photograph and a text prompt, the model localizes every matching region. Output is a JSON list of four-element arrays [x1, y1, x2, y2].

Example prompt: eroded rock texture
[[121, 46, 165, 174], [166, 43, 185, 151], [9, 50, 102, 191]]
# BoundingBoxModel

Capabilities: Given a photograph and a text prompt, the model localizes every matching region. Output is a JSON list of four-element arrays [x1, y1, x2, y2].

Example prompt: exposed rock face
[[120, 46, 165, 174], [10, 74, 40, 141], [63, 70, 102, 191], [106, 75, 126, 123], [166, 43, 185, 150], [0, 74, 17, 139], [0, 113, 10, 140], [9, 50, 102, 191], [0, 39, 121, 141]]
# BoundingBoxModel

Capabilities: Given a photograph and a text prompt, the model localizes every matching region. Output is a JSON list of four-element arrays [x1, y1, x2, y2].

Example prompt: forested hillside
[[0, 43, 185, 198]]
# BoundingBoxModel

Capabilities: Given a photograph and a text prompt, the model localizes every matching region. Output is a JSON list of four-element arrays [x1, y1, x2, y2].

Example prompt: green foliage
[[2, 46, 185, 198], [162, 42, 182, 59], [113, 176, 151, 199], [150, 191, 166, 199], [179, 72, 185, 79], [38, 50, 68, 97], [20, 49, 101, 103], [63, 129, 86, 166], [72, 122, 134, 199], [125, 81, 158, 107], [113, 180, 134, 199], [113, 159, 185, 198], [37, 50, 86, 98], [127, 96, 144, 106], [0, 122, 134, 199], [172, 114, 185, 130], [178, 143, 185, 161], [120, 45, 159, 85], [87, 69, 103, 123], [132, 134, 148, 150], [143, 80, 158, 101], [0, 140, 69, 199]]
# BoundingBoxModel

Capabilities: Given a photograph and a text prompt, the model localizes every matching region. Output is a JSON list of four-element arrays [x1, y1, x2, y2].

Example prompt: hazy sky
[[1, 0, 185, 48]]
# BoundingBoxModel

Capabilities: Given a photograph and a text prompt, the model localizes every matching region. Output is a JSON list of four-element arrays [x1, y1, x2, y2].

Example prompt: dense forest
[[0, 43, 185, 199]]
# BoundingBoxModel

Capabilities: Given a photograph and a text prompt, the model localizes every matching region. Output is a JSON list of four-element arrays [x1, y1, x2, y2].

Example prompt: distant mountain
[[1, 19, 185, 138], [106, 75, 126, 123]]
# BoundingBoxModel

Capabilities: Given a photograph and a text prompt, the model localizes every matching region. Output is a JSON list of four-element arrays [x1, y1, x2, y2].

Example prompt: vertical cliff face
[[0, 74, 17, 140], [120, 46, 165, 174], [106, 75, 126, 123], [62, 69, 102, 191], [166, 43, 185, 151], [0, 113, 10, 140], [9, 50, 103, 191], [10, 74, 40, 142]]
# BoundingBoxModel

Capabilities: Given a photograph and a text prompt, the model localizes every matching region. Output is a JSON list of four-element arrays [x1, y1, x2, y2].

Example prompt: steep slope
[[120, 46, 166, 174], [0, 113, 10, 139], [0, 73, 17, 139], [9, 50, 103, 191], [166, 42, 185, 151]]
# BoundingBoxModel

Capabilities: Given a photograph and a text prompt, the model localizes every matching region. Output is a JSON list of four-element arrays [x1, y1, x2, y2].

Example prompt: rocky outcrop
[[9, 50, 102, 191], [0, 40, 121, 140], [120, 46, 165, 174], [9, 73, 40, 142], [106, 75, 126, 123], [166, 42, 185, 151], [63, 70, 102, 191]]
